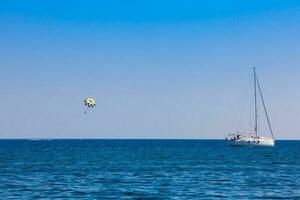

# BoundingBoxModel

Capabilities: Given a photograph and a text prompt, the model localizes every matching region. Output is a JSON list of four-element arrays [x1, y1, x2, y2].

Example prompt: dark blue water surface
[[0, 140, 299, 199]]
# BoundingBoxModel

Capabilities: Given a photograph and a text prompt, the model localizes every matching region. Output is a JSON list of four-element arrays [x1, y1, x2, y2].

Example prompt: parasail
[[84, 97, 96, 107], [84, 97, 96, 113]]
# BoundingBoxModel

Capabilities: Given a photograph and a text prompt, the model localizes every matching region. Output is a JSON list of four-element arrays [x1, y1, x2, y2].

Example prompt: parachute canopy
[[84, 97, 96, 107]]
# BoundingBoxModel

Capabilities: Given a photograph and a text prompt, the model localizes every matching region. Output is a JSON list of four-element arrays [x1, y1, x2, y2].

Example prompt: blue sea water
[[0, 140, 299, 199]]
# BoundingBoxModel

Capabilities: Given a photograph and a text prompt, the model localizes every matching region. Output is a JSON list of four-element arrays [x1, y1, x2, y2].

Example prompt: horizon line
[[0, 138, 299, 141]]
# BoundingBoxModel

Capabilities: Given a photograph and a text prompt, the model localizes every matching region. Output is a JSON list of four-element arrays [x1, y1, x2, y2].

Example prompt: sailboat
[[226, 68, 275, 146]]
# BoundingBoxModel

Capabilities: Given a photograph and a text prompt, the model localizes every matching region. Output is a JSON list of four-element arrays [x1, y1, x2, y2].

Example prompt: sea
[[0, 139, 299, 199]]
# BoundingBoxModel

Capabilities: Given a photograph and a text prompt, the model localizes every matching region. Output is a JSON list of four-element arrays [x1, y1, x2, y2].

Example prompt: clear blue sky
[[1, 0, 300, 139]]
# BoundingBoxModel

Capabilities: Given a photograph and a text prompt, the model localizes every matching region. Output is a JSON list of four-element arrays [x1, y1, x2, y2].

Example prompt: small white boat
[[29, 138, 41, 141], [226, 68, 275, 147], [28, 138, 53, 141]]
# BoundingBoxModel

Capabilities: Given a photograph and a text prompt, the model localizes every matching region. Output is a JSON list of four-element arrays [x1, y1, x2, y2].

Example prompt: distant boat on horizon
[[28, 138, 53, 141], [226, 67, 275, 146]]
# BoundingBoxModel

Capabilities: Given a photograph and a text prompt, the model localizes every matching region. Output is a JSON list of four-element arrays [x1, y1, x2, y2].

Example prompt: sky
[[1, 0, 300, 139]]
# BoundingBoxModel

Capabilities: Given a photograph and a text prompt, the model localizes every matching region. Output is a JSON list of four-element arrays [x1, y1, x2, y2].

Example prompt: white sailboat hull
[[226, 135, 275, 147]]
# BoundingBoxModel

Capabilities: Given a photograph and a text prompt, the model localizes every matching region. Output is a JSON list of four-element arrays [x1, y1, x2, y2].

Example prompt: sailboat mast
[[254, 67, 258, 136]]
